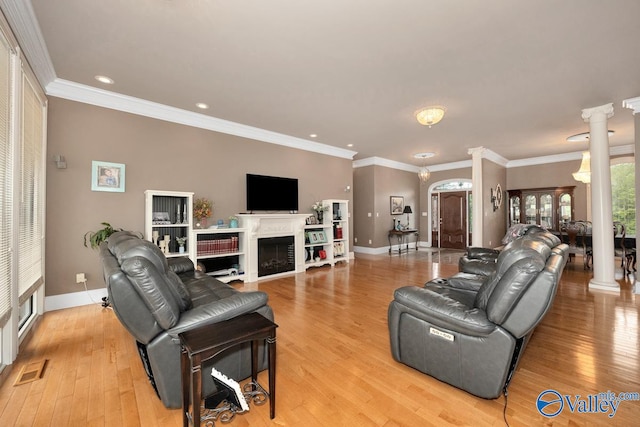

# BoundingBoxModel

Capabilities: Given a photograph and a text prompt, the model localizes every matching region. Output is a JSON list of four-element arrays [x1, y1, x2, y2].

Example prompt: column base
[[588, 278, 620, 293]]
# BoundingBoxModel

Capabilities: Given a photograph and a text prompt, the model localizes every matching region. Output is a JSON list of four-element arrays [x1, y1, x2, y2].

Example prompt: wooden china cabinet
[[507, 186, 575, 231]]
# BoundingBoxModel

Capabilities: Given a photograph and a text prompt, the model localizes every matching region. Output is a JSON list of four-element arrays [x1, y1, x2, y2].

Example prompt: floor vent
[[13, 360, 47, 386]]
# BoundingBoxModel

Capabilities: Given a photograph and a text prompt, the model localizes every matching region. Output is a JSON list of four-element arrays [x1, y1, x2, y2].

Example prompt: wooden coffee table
[[179, 312, 277, 427]]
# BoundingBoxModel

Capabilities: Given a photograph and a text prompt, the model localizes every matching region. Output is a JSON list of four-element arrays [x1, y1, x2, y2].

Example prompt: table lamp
[[403, 205, 412, 228]]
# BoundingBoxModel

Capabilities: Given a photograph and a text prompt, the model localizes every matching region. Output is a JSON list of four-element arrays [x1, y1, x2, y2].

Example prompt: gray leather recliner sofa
[[100, 231, 274, 408], [388, 236, 568, 399], [458, 225, 556, 276]]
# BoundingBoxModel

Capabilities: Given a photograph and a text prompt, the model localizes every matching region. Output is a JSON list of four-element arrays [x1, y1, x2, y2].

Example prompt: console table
[[179, 312, 278, 427], [388, 229, 419, 254]]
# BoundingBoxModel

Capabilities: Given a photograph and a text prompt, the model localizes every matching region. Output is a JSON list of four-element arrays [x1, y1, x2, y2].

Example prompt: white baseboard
[[44, 288, 108, 312]]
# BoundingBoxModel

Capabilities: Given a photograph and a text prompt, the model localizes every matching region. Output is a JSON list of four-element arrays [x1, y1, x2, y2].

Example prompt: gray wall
[[352, 165, 419, 249], [45, 98, 353, 297], [482, 159, 507, 247]]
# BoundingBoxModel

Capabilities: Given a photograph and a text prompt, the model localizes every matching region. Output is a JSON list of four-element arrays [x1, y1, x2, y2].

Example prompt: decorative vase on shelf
[[179, 245, 185, 254], [229, 218, 238, 228], [195, 218, 207, 229], [316, 210, 323, 224]]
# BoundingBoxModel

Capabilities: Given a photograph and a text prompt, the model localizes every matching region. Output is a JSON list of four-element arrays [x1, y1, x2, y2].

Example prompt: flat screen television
[[246, 174, 299, 212]]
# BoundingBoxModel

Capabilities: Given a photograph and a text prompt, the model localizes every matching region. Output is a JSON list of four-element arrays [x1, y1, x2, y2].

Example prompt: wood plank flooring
[[1, 250, 639, 426]]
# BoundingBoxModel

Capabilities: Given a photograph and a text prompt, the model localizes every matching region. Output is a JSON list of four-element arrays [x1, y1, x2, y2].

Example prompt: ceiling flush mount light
[[566, 130, 614, 142], [94, 75, 114, 84], [572, 151, 591, 183], [416, 106, 446, 128], [414, 152, 435, 183], [195, 103, 209, 109]]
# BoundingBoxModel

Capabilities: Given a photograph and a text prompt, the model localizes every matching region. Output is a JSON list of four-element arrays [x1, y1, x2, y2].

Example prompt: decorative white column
[[622, 96, 640, 294], [583, 103, 618, 292], [468, 147, 485, 247]]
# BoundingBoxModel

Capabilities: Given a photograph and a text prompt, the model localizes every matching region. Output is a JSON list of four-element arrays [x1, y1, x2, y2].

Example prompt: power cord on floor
[[81, 279, 111, 309], [503, 386, 510, 427]]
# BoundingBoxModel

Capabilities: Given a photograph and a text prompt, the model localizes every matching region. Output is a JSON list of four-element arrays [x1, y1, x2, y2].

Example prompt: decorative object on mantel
[[193, 197, 213, 229], [491, 184, 503, 211], [311, 201, 328, 223], [229, 216, 239, 228]]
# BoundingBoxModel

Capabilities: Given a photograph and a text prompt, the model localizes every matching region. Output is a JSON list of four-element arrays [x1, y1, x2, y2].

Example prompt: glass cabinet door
[[509, 195, 521, 226], [539, 193, 553, 229], [559, 193, 572, 226], [525, 194, 537, 224]]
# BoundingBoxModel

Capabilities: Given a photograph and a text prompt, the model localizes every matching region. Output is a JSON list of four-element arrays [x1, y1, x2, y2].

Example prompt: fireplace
[[238, 213, 309, 281], [258, 236, 295, 277]]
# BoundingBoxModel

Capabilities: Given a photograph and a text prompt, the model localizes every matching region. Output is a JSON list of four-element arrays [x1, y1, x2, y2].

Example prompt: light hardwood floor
[[1, 250, 639, 426]]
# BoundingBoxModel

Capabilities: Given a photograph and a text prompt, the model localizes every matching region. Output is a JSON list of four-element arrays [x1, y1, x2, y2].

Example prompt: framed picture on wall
[[91, 160, 126, 192], [390, 196, 404, 215]]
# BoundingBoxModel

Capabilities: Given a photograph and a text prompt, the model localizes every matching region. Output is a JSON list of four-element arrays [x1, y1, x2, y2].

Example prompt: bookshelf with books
[[189, 228, 247, 283], [325, 199, 350, 265], [144, 190, 193, 258], [304, 199, 350, 270]]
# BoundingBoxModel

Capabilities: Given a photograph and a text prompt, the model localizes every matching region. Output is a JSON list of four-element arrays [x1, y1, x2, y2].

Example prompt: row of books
[[197, 236, 239, 256]]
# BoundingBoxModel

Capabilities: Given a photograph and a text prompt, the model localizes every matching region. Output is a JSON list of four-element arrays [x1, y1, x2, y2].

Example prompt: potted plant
[[176, 236, 187, 253], [193, 197, 213, 228], [83, 222, 123, 249]]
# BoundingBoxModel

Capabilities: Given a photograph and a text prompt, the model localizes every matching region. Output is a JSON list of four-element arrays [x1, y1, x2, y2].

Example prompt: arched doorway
[[428, 180, 472, 249]]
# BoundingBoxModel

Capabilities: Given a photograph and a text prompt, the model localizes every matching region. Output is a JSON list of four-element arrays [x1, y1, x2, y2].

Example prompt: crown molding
[[622, 96, 640, 114], [354, 144, 635, 172], [47, 78, 358, 160], [0, 0, 56, 87], [353, 156, 472, 172], [352, 157, 416, 172]]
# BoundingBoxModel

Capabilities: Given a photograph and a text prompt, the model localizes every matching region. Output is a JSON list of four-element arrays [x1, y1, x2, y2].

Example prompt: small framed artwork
[[309, 232, 320, 244], [316, 230, 328, 243], [390, 196, 404, 215], [91, 161, 125, 192]]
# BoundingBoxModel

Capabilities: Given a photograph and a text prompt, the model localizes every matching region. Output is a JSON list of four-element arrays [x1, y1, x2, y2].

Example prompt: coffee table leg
[[191, 358, 202, 427], [251, 340, 258, 384], [268, 334, 276, 419], [181, 349, 189, 427]]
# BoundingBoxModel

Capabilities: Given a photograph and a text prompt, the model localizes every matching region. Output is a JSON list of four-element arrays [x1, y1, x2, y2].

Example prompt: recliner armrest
[[392, 286, 495, 336], [167, 257, 195, 274], [466, 247, 500, 259], [166, 291, 269, 338]]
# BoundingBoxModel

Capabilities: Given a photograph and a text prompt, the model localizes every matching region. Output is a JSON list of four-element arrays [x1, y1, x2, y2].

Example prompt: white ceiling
[[10, 1, 640, 167]]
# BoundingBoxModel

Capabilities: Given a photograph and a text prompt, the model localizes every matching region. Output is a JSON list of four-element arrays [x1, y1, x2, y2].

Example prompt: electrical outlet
[[76, 273, 86, 283]]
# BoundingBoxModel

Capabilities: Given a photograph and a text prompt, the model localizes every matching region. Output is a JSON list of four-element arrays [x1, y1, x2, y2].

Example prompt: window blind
[[0, 30, 12, 328], [18, 69, 44, 304]]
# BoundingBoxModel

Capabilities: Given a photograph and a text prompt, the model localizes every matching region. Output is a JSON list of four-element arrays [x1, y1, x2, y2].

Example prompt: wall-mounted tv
[[246, 174, 299, 212]]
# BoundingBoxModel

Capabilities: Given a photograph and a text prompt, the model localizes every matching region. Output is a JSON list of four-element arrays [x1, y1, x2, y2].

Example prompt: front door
[[440, 191, 467, 249]]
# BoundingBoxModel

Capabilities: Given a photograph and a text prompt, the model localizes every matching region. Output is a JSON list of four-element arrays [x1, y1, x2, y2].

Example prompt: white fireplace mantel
[[238, 214, 310, 281]]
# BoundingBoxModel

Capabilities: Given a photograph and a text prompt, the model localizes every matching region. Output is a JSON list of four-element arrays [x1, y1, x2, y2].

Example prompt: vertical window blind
[[18, 69, 45, 304], [0, 29, 12, 328]]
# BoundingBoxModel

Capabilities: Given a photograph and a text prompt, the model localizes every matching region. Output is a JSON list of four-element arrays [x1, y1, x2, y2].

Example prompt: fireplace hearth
[[258, 236, 295, 277]]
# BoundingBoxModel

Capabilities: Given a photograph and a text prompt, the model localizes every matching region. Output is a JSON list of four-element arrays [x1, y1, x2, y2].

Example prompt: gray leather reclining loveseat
[[458, 224, 552, 276], [388, 234, 568, 399], [100, 231, 274, 408]]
